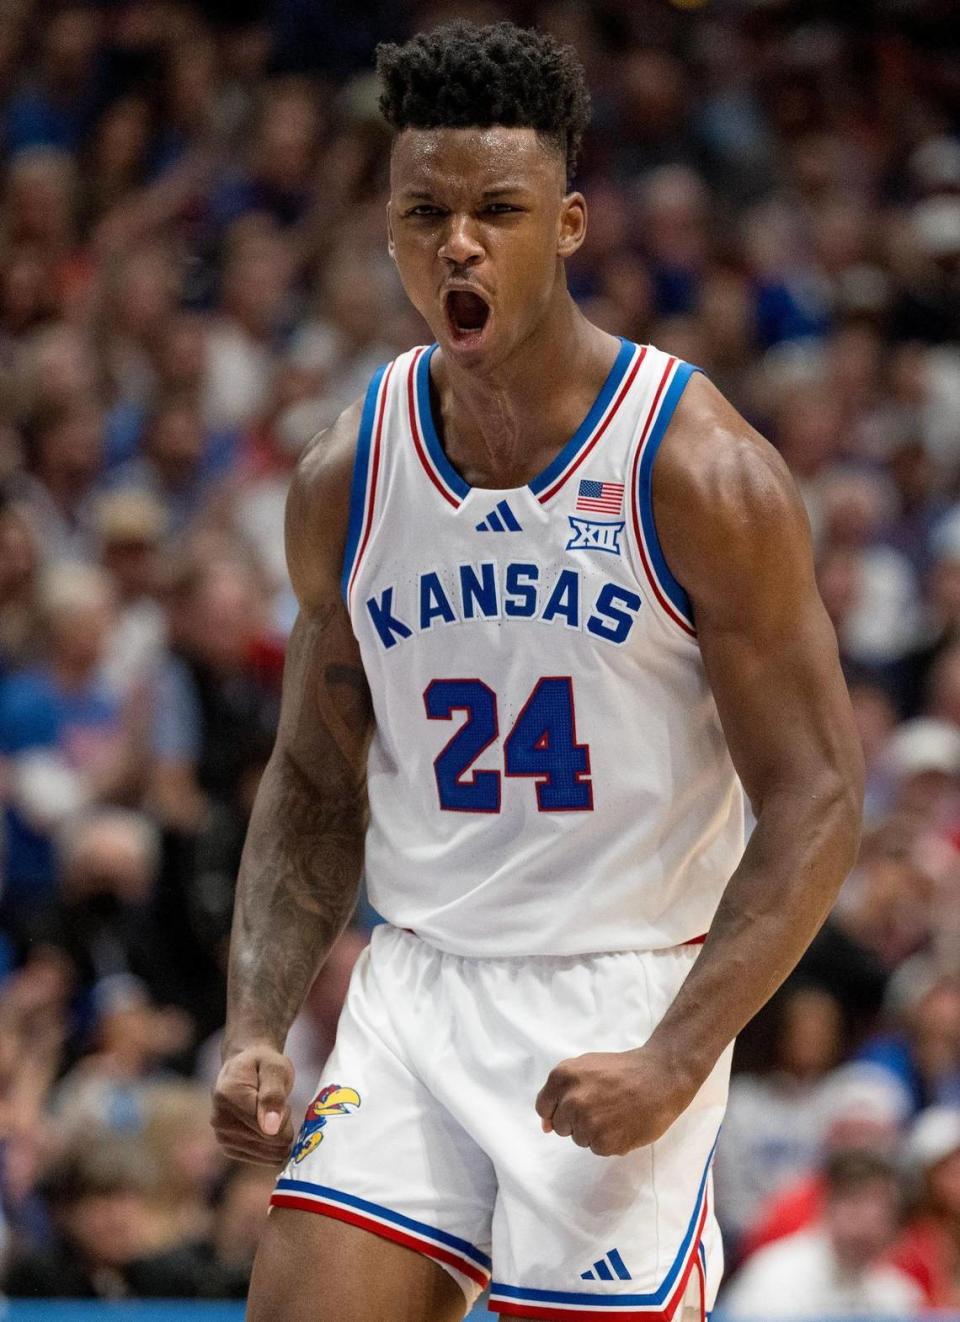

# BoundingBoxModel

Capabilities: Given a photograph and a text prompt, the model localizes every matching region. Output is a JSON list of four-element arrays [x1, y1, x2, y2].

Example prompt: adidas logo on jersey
[[581, 1248, 632, 1282], [475, 500, 522, 532]]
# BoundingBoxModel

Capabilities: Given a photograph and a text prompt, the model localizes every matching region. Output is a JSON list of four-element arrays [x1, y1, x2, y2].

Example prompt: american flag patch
[[576, 479, 624, 514]]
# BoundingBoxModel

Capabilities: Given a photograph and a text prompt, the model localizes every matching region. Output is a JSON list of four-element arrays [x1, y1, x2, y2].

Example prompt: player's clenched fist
[[535, 1047, 696, 1157], [212, 1044, 296, 1166]]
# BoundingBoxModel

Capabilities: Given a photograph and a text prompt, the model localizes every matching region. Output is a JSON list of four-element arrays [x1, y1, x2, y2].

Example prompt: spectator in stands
[[715, 984, 843, 1254], [723, 1150, 923, 1317], [208, 78, 321, 236], [737, 1062, 913, 1263], [202, 222, 294, 431], [49, 973, 191, 1141], [11, 398, 105, 566], [832, 822, 936, 970], [0, 495, 40, 676], [109, 389, 231, 535], [1, 149, 81, 284], [10, 322, 99, 425], [291, 245, 410, 429], [141, 1082, 224, 1250], [4, 1133, 234, 1298], [42, 809, 165, 998], [2, 6, 102, 155], [95, 489, 168, 701], [209, 1163, 275, 1290], [100, 244, 180, 416], [0, 564, 143, 922], [893, 1105, 960, 1308], [81, 95, 154, 232], [817, 469, 921, 670], [858, 963, 960, 1114], [149, 556, 277, 834]]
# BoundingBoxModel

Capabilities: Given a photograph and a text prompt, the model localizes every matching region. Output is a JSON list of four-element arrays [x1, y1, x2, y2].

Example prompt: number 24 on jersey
[[424, 676, 593, 814]]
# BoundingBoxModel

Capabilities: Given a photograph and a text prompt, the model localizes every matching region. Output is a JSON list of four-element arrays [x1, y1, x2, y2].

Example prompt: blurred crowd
[[0, 0, 958, 1313]]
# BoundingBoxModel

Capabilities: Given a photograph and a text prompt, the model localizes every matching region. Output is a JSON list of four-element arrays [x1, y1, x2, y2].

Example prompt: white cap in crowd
[[881, 718, 960, 781], [907, 1106, 960, 1173], [815, 1062, 914, 1139]]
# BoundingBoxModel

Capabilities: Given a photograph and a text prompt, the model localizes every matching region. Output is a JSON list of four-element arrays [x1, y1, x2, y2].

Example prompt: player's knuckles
[[590, 1138, 622, 1157], [551, 1103, 576, 1137], [214, 1094, 259, 1131], [220, 1130, 288, 1158], [548, 1060, 580, 1090], [214, 1075, 258, 1112]]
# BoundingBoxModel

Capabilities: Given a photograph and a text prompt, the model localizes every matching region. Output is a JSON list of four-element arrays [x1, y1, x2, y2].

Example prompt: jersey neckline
[[413, 337, 638, 503]]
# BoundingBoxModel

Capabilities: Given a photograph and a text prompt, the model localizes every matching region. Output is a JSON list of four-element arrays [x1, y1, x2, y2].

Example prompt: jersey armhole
[[630, 359, 701, 638], [340, 363, 390, 606]]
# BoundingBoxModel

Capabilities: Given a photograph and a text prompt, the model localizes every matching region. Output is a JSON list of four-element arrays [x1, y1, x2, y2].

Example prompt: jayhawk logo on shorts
[[290, 1083, 361, 1164]]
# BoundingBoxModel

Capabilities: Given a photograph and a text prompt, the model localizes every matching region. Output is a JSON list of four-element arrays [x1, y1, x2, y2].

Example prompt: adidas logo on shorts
[[580, 1247, 632, 1281]]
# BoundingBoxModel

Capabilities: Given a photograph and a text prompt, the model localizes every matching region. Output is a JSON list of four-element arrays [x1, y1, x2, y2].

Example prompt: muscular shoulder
[[654, 372, 815, 626], [285, 397, 364, 610]]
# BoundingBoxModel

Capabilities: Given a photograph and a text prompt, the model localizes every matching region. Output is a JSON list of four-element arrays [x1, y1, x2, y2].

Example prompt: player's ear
[[387, 200, 396, 261], [558, 192, 587, 259]]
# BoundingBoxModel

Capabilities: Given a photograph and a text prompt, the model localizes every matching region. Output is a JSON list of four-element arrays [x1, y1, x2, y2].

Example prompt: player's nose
[[438, 214, 484, 267]]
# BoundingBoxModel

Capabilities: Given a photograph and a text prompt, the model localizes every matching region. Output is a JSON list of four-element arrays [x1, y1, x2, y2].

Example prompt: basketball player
[[212, 21, 863, 1322]]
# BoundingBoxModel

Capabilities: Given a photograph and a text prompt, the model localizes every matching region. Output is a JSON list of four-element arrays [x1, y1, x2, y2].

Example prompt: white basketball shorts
[[270, 924, 730, 1321]]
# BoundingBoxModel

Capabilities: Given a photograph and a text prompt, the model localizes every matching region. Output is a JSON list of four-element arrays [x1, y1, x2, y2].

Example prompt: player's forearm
[[644, 769, 862, 1094], [223, 746, 365, 1058]]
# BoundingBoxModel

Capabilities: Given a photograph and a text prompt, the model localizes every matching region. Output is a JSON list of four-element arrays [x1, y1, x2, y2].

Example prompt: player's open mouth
[[444, 289, 491, 346]]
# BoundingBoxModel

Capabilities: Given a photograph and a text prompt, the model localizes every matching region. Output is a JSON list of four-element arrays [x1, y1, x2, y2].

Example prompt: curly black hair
[[376, 21, 591, 187]]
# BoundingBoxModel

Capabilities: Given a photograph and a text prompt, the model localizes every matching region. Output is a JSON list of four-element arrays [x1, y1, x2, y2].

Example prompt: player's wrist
[[630, 1033, 711, 1109], [221, 1025, 287, 1062]]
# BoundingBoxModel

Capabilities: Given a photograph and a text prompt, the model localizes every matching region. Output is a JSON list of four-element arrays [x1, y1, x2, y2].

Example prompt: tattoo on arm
[[224, 604, 373, 1055]]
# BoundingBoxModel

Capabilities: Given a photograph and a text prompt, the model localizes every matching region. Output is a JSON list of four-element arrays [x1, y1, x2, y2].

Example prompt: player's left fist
[[535, 1047, 697, 1157]]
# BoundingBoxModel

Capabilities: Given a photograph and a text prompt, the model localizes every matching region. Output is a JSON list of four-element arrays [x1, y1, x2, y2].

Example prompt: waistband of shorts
[[397, 927, 708, 954]]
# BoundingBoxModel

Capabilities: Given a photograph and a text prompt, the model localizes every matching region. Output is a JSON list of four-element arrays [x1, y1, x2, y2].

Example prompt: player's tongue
[[446, 290, 489, 335]]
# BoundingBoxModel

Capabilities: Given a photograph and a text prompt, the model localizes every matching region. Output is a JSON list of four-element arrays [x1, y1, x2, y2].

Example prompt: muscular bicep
[[694, 481, 858, 814], [657, 379, 863, 814], [275, 395, 373, 789]]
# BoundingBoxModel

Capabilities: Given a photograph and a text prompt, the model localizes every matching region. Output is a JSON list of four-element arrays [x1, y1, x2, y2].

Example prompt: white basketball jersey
[[342, 339, 745, 957]]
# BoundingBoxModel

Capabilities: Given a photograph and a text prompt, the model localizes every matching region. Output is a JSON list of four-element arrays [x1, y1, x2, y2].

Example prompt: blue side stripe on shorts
[[489, 1134, 717, 1306], [274, 1178, 492, 1269]]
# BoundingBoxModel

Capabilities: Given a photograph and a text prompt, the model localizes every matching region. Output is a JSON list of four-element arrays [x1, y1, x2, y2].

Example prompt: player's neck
[[432, 299, 618, 491]]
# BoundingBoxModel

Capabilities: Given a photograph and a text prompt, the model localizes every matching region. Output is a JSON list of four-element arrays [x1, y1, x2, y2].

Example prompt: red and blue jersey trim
[[270, 1178, 492, 1289], [408, 339, 643, 508], [487, 1139, 716, 1320], [341, 359, 394, 607], [532, 339, 643, 504], [629, 357, 701, 638], [410, 346, 469, 508]]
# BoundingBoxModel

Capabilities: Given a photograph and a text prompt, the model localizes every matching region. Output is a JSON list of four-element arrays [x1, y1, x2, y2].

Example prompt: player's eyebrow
[[480, 185, 533, 199], [398, 185, 532, 199]]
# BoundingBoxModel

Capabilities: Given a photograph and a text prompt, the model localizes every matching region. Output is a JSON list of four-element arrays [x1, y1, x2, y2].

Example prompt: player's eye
[[484, 203, 521, 215], [407, 204, 445, 217]]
